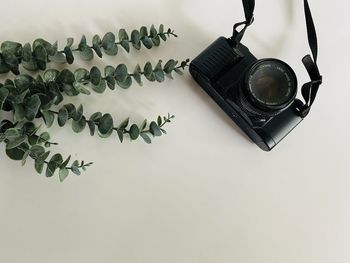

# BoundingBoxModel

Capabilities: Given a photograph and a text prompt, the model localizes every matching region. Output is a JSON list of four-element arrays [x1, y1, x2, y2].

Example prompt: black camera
[[190, 0, 322, 151]]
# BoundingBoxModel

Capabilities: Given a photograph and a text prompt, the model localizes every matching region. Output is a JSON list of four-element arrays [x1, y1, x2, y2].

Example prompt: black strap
[[295, 0, 322, 117], [232, 0, 322, 118], [231, 0, 255, 43]]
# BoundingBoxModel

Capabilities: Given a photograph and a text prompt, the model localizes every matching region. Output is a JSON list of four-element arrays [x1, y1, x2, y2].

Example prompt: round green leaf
[[79, 46, 94, 61], [98, 113, 113, 135], [58, 107, 68, 127], [43, 69, 60, 82], [46, 153, 63, 177], [150, 121, 162, 137], [117, 76, 132, 89], [91, 79, 107, 94], [6, 143, 29, 161], [131, 30, 141, 50], [90, 66, 101, 86], [114, 64, 128, 82], [129, 124, 140, 140], [72, 116, 86, 133], [24, 95, 41, 121], [74, 68, 89, 82]]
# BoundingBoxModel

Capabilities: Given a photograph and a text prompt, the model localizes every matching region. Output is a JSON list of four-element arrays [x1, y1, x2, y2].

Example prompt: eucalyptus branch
[[4, 58, 189, 99], [0, 25, 177, 75], [42, 104, 175, 144], [0, 120, 92, 182]]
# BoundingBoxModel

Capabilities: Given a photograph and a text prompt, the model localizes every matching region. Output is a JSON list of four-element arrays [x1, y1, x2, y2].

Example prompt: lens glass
[[246, 60, 297, 110]]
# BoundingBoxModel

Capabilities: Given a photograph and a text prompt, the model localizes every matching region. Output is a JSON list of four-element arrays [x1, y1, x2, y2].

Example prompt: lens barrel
[[239, 59, 297, 116]]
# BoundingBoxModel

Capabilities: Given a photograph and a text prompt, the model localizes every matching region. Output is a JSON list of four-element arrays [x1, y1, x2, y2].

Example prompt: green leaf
[[90, 66, 101, 86], [60, 155, 71, 169], [92, 34, 101, 45], [115, 64, 128, 82], [78, 35, 87, 50], [14, 74, 33, 91], [164, 59, 176, 74], [141, 119, 148, 131], [1, 41, 22, 54], [118, 118, 129, 130], [140, 133, 152, 144], [102, 32, 115, 48], [91, 79, 106, 94], [72, 116, 86, 133], [133, 64, 143, 86], [117, 129, 124, 143], [140, 26, 148, 37], [73, 82, 91, 95], [104, 65, 115, 77], [92, 44, 102, 58], [6, 143, 29, 161], [3, 51, 20, 75], [49, 52, 66, 63], [120, 40, 130, 53], [74, 68, 89, 82], [98, 113, 113, 135], [4, 128, 21, 140], [6, 135, 27, 149], [102, 32, 118, 55], [117, 76, 132, 89], [79, 46, 94, 61], [58, 107, 68, 127], [0, 88, 9, 109], [131, 30, 141, 50], [30, 145, 45, 159], [33, 38, 56, 56], [174, 68, 184, 75], [119, 29, 130, 52], [24, 95, 41, 121], [71, 160, 81, 176], [38, 132, 50, 144], [159, 24, 165, 34], [34, 151, 50, 174], [73, 104, 83, 121], [22, 43, 32, 62], [0, 58, 10, 73], [90, 112, 102, 122], [33, 45, 48, 70], [150, 25, 158, 38], [64, 104, 76, 118], [57, 69, 75, 84], [129, 124, 140, 140], [64, 47, 74, 64], [41, 110, 55, 128], [43, 69, 60, 82], [119, 29, 129, 41], [152, 35, 161, 46], [154, 60, 165, 82], [59, 168, 69, 182], [105, 76, 116, 90], [87, 120, 95, 136], [157, 116, 162, 126], [141, 36, 153, 49], [144, 62, 153, 77], [46, 153, 63, 177], [66, 38, 74, 48], [150, 121, 162, 136]]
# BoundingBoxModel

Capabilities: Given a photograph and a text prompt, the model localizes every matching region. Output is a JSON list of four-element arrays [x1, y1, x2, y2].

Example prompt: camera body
[[190, 37, 303, 151]]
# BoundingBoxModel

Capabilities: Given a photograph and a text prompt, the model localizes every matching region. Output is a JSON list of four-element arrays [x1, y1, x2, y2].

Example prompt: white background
[[0, 0, 349, 262]]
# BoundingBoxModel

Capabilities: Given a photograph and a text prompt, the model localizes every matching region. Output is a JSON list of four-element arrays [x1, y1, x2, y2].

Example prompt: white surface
[[0, 0, 349, 262]]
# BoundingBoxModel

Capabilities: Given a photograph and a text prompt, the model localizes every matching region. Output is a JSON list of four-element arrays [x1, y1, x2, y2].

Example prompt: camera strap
[[232, 0, 322, 118]]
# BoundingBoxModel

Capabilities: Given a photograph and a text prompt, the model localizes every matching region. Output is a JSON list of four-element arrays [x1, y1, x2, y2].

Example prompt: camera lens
[[243, 59, 297, 114]]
